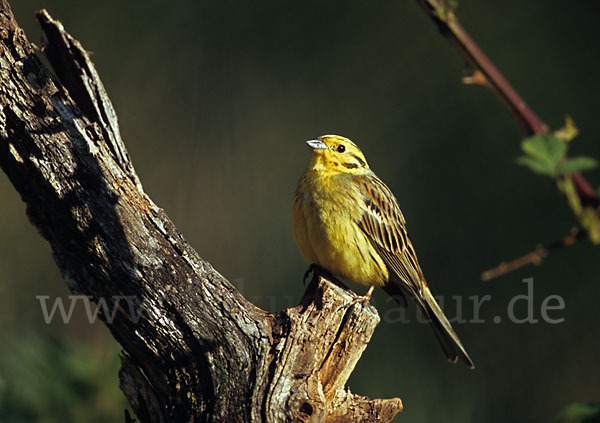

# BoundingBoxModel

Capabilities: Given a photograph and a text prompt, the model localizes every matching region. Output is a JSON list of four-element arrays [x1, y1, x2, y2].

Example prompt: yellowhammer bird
[[291, 134, 474, 368]]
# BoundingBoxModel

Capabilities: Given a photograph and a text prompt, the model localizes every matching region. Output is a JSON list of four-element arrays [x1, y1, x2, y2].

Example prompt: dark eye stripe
[[349, 153, 366, 167]]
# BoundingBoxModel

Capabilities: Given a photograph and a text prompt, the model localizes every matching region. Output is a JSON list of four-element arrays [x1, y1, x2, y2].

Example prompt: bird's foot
[[303, 264, 319, 285], [347, 286, 375, 308], [303, 265, 343, 288]]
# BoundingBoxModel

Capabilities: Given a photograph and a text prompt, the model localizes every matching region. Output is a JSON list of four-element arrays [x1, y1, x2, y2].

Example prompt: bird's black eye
[[336, 144, 346, 153]]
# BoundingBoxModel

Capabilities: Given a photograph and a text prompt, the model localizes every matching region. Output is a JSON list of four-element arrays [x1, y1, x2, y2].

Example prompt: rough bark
[[0, 2, 402, 421]]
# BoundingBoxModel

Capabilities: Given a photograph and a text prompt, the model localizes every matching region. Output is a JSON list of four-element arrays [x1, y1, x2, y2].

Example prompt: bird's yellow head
[[305, 135, 370, 175]]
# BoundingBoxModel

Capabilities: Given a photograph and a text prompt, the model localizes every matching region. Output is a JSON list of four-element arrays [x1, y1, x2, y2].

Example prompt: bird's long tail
[[419, 286, 474, 368], [383, 282, 474, 368]]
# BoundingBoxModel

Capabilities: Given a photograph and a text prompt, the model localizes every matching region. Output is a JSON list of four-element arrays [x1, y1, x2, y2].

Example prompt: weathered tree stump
[[0, 2, 402, 421]]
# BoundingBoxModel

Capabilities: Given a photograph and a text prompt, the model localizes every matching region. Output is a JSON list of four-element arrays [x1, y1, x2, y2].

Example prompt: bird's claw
[[347, 286, 375, 308], [303, 264, 318, 285]]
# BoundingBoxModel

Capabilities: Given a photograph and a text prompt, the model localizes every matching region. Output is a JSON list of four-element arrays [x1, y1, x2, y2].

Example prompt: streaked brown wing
[[355, 174, 425, 296]]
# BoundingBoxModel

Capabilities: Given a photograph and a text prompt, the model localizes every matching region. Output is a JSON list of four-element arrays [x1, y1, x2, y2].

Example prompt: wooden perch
[[0, 2, 401, 421]]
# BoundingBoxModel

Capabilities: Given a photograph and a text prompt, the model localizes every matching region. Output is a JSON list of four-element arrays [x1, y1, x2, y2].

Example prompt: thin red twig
[[481, 228, 584, 281], [416, 0, 598, 279], [416, 0, 597, 207]]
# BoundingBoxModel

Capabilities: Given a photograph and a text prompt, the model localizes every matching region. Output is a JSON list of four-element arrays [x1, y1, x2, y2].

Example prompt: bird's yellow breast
[[291, 170, 389, 286]]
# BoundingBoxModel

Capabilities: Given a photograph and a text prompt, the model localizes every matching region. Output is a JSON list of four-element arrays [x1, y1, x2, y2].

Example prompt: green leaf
[[558, 156, 598, 175], [547, 136, 568, 166], [516, 156, 556, 176], [555, 402, 600, 423], [521, 134, 566, 171], [521, 135, 549, 159]]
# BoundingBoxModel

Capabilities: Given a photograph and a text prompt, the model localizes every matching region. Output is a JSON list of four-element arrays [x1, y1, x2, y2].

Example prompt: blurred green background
[[2, 0, 600, 421]]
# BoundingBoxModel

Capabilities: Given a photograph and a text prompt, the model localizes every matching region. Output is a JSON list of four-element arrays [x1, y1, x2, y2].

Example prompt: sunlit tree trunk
[[0, 2, 402, 421]]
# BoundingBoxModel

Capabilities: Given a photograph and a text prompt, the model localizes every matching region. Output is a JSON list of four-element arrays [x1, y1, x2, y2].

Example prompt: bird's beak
[[306, 139, 327, 150]]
